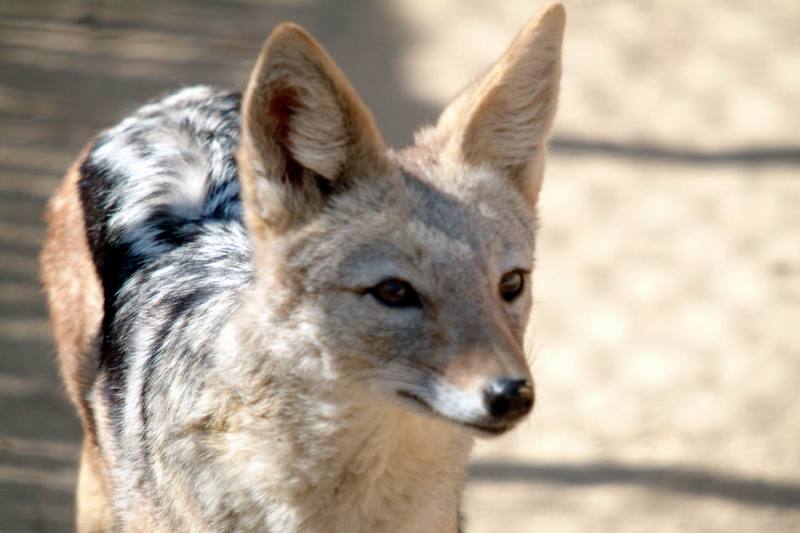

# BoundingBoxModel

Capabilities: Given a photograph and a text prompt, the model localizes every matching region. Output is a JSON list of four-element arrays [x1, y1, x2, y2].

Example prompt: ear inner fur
[[266, 84, 307, 189], [428, 2, 565, 205], [238, 23, 387, 233]]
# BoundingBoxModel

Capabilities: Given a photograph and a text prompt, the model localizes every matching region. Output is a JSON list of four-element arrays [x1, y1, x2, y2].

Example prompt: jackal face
[[237, 5, 564, 435]]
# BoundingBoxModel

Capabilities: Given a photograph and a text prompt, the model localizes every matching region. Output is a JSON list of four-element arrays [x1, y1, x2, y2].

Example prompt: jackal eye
[[499, 270, 525, 302], [368, 278, 422, 308]]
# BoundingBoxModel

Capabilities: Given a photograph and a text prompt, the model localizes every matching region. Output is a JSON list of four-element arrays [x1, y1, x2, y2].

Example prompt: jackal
[[41, 3, 565, 531]]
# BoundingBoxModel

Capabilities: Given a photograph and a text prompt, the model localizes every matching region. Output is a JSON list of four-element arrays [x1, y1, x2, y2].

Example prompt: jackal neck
[[198, 303, 475, 532]]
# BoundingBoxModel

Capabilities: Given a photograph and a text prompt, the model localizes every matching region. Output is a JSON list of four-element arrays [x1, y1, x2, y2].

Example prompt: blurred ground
[[1, 0, 798, 531]]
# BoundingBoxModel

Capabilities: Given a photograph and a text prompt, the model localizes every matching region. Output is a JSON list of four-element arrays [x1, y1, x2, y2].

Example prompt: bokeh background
[[1, 0, 799, 531]]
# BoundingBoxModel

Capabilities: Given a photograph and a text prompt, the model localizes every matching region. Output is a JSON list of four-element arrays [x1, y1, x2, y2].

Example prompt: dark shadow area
[[0, 1, 439, 529], [551, 135, 800, 167], [0, 481, 73, 532], [470, 460, 800, 509], [0, 0, 439, 151], [0, 395, 81, 444]]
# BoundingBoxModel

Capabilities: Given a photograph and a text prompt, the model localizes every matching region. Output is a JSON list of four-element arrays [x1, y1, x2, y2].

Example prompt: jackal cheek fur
[[43, 3, 564, 532]]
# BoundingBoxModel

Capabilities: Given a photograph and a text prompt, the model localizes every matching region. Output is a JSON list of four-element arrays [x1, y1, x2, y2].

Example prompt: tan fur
[[43, 4, 565, 530], [41, 143, 112, 532]]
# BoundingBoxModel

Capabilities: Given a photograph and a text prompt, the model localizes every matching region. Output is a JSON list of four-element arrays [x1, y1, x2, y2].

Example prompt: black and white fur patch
[[78, 88, 253, 485]]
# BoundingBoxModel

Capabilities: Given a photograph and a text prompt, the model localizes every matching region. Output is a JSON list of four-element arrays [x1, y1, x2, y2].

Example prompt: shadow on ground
[[470, 460, 800, 509]]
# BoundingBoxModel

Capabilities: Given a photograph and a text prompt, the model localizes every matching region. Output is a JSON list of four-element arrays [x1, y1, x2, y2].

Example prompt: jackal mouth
[[397, 390, 433, 412], [396, 390, 512, 436]]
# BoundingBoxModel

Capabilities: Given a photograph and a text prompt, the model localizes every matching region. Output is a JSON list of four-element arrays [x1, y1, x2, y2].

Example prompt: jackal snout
[[427, 336, 533, 434], [483, 377, 533, 423], [481, 330, 535, 426]]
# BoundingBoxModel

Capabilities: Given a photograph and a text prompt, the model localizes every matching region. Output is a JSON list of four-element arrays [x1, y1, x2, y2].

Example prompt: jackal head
[[236, 4, 564, 435]]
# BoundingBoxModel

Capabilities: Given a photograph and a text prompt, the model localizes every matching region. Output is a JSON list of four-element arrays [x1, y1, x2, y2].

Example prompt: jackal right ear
[[429, 3, 565, 207], [238, 23, 387, 234]]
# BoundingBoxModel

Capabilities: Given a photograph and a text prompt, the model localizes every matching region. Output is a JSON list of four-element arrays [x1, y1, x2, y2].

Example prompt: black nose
[[483, 378, 534, 421]]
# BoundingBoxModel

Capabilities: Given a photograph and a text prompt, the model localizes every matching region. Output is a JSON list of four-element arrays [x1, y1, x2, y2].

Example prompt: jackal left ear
[[433, 3, 565, 206], [238, 23, 387, 234]]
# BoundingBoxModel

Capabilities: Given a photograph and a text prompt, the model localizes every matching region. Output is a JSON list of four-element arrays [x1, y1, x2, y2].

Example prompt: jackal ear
[[433, 3, 565, 206], [238, 23, 387, 233]]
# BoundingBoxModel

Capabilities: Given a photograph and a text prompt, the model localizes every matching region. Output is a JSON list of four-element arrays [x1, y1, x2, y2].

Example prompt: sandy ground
[[1, 1, 798, 531]]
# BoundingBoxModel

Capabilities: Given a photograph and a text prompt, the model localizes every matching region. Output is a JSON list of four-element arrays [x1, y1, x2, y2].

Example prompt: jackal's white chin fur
[[394, 389, 519, 437]]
